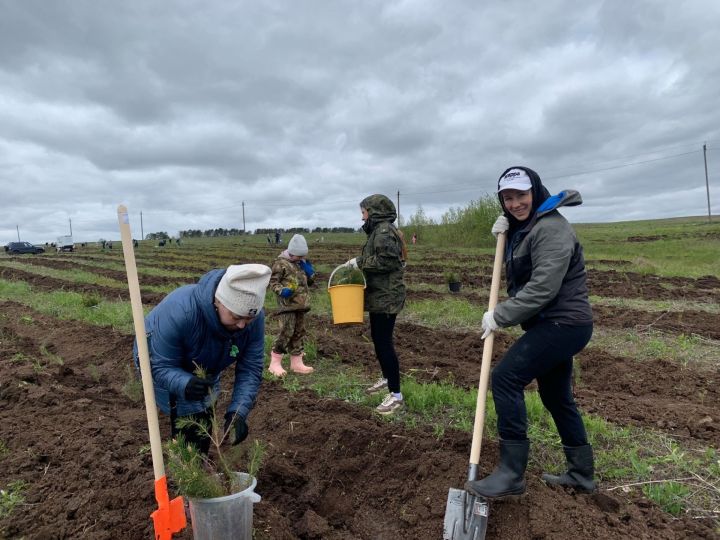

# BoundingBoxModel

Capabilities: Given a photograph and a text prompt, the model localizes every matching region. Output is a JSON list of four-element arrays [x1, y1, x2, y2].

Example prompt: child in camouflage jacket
[[268, 234, 316, 375]]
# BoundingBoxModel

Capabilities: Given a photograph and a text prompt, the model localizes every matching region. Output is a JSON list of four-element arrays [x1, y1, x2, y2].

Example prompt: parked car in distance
[[5, 241, 45, 254]]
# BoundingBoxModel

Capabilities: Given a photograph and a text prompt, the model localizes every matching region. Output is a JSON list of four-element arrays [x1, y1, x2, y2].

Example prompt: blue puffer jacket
[[133, 268, 265, 419]]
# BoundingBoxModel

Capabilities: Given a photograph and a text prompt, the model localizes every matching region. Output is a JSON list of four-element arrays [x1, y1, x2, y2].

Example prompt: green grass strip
[[0, 279, 138, 333], [0, 261, 178, 294]]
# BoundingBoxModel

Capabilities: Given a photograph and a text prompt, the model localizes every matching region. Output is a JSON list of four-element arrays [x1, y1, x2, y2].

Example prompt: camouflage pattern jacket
[[270, 253, 314, 312], [357, 194, 406, 314]]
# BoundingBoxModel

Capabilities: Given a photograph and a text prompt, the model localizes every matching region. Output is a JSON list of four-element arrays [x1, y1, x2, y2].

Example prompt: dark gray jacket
[[493, 168, 593, 329]]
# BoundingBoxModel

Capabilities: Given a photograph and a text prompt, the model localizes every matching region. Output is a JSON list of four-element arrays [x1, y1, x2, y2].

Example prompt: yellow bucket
[[328, 265, 366, 324]]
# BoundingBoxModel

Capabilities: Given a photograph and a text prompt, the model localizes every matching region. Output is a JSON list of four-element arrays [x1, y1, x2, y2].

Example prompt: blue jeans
[[491, 321, 593, 446]]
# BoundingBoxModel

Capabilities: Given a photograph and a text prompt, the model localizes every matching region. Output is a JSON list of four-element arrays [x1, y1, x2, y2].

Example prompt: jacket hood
[[360, 194, 397, 233], [535, 189, 583, 216], [193, 268, 229, 337], [496, 166, 551, 228]]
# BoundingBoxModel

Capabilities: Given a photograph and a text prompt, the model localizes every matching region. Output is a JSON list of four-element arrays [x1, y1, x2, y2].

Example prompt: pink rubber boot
[[290, 353, 314, 374], [268, 351, 287, 377]]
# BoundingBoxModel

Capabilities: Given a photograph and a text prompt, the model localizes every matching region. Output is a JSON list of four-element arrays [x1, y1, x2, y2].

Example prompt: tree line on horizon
[[138, 196, 501, 246]]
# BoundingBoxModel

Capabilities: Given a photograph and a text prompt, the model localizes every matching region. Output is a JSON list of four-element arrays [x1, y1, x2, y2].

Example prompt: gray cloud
[[1, 0, 719, 243]]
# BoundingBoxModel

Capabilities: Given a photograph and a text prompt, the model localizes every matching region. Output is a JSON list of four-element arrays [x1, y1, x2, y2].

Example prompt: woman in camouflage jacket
[[346, 194, 407, 415]]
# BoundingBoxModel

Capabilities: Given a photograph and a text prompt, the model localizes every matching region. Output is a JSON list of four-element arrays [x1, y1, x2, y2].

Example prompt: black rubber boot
[[542, 444, 597, 493], [465, 439, 529, 498]]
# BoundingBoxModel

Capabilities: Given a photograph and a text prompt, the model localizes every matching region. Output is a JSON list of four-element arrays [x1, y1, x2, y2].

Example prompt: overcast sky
[[2, 0, 719, 243]]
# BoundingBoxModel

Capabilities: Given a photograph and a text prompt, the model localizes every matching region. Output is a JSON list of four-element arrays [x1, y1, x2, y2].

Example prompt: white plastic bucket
[[188, 472, 261, 540]]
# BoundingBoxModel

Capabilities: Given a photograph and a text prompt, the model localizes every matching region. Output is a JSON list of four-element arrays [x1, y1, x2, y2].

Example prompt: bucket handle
[[243, 492, 262, 504], [328, 264, 366, 290]]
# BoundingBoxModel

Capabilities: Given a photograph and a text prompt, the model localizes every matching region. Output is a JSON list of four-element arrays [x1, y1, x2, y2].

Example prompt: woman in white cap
[[268, 234, 316, 376], [133, 263, 271, 454], [465, 166, 596, 498]]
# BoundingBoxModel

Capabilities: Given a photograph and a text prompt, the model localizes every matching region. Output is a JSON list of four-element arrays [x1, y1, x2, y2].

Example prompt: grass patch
[[0, 279, 138, 334], [590, 328, 718, 370], [122, 365, 144, 402], [0, 480, 26, 519], [39, 343, 64, 366], [87, 363, 101, 383], [403, 297, 485, 328], [0, 261, 176, 294], [590, 295, 720, 315]]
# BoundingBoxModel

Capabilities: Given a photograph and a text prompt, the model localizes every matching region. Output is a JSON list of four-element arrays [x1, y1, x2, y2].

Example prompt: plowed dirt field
[[1, 243, 718, 539]]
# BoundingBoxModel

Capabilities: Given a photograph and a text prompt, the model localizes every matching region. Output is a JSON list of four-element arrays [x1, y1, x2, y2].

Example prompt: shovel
[[443, 231, 506, 540], [118, 205, 187, 540]]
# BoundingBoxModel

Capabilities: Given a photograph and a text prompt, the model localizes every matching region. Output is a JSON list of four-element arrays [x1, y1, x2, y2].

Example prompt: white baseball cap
[[498, 169, 532, 192]]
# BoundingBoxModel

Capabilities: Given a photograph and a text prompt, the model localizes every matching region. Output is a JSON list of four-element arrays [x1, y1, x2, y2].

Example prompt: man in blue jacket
[[134, 264, 271, 454]]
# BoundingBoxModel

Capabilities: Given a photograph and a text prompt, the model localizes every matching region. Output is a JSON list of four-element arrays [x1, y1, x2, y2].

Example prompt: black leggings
[[491, 321, 593, 447], [369, 312, 401, 393]]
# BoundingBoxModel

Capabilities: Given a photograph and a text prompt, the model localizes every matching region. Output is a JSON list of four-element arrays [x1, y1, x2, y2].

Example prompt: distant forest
[[172, 226, 359, 238]]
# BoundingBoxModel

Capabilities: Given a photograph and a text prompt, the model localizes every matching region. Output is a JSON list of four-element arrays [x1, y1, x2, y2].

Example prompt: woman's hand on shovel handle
[[481, 310, 499, 339]]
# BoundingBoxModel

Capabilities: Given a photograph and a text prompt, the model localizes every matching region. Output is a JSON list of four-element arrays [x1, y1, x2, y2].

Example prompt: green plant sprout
[[164, 365, 266, 499]]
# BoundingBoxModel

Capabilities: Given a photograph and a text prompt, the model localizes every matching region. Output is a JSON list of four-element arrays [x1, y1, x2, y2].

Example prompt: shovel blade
[[443, 487, 489, 540]]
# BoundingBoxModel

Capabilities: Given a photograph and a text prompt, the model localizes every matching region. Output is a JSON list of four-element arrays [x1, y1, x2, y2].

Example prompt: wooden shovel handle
[[469, 231, 506, 466], [117, 205, 166, 481]]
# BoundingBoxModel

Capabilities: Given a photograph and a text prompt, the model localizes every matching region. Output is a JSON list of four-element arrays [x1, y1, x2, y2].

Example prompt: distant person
[[465, 167, 595, 499], [133, 264, 271, 454], [345, 194, 407, 415], [411, 233, 417, 245], [275, 231, 281, 245], [266, 233, 272, 246], [133, 239, 139, 248], [268, 234, 316, 376]]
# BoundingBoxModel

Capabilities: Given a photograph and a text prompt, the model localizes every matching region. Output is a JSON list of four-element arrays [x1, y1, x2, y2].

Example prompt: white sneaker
[[366, 378, 388, 395], [376, 393, 403, 415]]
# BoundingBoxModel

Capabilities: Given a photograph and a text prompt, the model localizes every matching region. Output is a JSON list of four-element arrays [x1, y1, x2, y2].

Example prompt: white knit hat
[[214, 264, 271, 317], [287, 234, 308, 256]]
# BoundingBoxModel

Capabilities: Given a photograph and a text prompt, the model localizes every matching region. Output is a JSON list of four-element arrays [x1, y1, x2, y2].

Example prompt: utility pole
[[140, 212, 144, 241], [69, 218, 73, 236], [397, 190, 401, 227], [242, 201, 246, 233], [16, 225, 20, 241], [704, 143, 712, 223]]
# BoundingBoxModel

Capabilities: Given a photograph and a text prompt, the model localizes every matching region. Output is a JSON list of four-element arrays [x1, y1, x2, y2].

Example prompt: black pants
[[491, 321, 593, 447], [170, 396, 212, 455], [369, 312, 400, 393]]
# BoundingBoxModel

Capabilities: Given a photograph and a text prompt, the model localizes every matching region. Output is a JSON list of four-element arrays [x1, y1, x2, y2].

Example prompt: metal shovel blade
[[443, 487, 489, 540]]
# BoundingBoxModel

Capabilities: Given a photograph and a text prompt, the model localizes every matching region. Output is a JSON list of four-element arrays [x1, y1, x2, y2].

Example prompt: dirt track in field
[[1, 246, 719, 539]]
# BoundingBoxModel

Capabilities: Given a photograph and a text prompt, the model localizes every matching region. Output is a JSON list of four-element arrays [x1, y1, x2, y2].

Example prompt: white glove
[[491, 215, 509, 238], [345, 258, 358, 269], [481, 310, 499, 339]]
